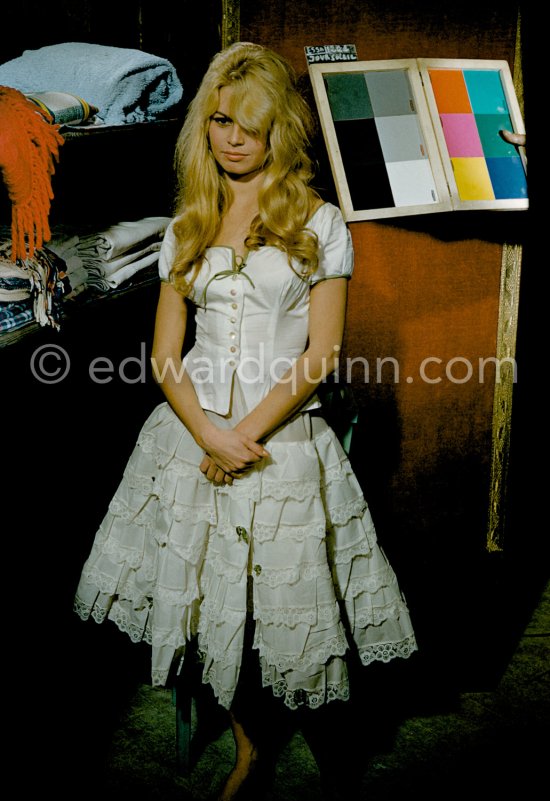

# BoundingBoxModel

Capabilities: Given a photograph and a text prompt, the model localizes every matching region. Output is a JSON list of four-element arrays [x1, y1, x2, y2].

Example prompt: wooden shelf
[[60, 117, 181, 140], [1, 118, 178, 349]]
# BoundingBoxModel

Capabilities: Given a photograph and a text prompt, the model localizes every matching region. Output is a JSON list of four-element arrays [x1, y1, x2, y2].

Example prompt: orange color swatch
[[428, 69, 472, 113]]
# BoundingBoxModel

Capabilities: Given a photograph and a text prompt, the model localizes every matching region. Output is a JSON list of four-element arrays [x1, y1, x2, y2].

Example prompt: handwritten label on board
[[304, 45, 358, 64]]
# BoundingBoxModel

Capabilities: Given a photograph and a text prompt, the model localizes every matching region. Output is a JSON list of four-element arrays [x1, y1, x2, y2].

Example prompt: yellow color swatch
[[451, 157, 495, 200]]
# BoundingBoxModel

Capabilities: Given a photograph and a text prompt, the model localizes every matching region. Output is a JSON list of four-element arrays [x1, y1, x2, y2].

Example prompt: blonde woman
[[75, 42, 417, 800]]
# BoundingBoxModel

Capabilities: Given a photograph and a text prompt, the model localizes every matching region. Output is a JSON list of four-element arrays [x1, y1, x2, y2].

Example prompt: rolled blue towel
[[0, 42, 183, 125]]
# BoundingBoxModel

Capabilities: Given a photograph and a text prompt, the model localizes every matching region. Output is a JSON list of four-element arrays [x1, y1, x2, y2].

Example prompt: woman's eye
[[212, 116, 231, 126]]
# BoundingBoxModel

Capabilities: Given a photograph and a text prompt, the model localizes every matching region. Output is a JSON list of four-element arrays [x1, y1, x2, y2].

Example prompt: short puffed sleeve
[[309, 203, 354, 285], [157, 218, 177, 282]]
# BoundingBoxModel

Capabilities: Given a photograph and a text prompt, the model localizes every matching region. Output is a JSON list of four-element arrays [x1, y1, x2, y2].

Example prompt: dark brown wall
[[241, 0, 519, 67]]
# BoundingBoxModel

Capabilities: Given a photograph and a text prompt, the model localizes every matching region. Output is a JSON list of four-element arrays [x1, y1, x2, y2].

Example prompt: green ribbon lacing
[[200, 251, 255, 306]]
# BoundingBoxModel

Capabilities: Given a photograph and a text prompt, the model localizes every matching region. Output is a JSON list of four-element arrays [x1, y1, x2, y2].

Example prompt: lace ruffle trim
[[254, 629, 348, 673], [251, 520, 327, 544], [261, 477, 321, 502], [354, 598, 411, 627], [345, 568, 398, 598], [329, 538, 373, 565], [106, 604, 152, 645], [255, 601, 340, 628], [199, 667, 236, 710], [73, 596, 93, 621], [107, 484, 370, 532], [252, 560, 332, 588], [198, 596, 245, 627], [107, 603, 190, 650], [197, 639, 243, 668], [358, 633, 418, 665], [199, 636, 351, 710], [207, 553, 248, 585], [108, 494, 217, 526], [215, 519, 325, 544], [152, 668, 171, 687], [326, 497, 368, 526], [320, 460, 354, 487], [137, 431, 200, 478], [80, 562, 202, 609], [261, 670, 350, 711], [199, 594, 340, 629]]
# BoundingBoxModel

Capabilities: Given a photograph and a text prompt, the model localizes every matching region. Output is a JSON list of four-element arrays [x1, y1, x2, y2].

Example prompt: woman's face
[[208, 86, 267, 178]]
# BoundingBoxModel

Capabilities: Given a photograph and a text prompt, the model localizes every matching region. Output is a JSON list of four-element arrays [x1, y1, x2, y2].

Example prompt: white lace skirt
[[74, 384, 417, 710]]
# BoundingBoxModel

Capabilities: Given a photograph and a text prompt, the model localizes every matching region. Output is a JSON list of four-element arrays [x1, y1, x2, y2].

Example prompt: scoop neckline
[[206, 203, 329, 253]]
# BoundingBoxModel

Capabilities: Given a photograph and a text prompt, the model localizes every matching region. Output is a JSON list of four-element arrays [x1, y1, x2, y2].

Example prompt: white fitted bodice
[[158, 202, 353, 415]]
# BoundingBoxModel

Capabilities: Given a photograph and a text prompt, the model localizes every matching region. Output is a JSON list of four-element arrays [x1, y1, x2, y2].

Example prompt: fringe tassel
[[0, 85, 64, 261]]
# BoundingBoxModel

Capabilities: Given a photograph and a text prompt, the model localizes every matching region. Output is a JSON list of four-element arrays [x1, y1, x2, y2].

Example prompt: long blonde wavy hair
[[170, 42, 321, 294]]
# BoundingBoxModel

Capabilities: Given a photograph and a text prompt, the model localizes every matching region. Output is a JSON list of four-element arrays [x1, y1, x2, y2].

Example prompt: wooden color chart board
[[309, 58, 527, 221]]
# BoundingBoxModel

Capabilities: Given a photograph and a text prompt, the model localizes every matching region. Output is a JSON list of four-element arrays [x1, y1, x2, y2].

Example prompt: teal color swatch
[[464, 70, 508, 114], [475, 113, 517, 157]]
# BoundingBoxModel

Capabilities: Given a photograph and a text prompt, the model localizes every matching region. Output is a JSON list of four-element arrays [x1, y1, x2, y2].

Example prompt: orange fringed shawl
[[0, 85, 64, 261]]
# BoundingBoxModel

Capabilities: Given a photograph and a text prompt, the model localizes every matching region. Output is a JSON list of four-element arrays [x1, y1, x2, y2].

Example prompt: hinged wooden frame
[[309, 59, 452, 221], [309, 57, 528, 221], [418, 58, 528, 212]]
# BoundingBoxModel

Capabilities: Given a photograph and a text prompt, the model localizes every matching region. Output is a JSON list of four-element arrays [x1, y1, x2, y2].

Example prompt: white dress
[[74, 203, 417, 710]]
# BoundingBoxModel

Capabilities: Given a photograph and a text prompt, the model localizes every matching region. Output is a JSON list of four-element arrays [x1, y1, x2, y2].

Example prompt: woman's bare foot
[[217, 712, 258, 801]]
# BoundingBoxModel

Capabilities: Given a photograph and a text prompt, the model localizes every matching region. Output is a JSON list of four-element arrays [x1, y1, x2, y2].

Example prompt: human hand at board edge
[[500, 129, 526, 147]]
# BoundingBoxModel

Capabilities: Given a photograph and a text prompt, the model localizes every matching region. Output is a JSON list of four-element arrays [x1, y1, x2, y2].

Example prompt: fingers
[[200, 454, 234, 485], [213, 467, 227, 484], [246, 440, 270, 460], [205, 461, 219, 481], [199, 455, 219, 480], [500, 129, 526, 146], [208, 464, 229, 484], [199, 430, 271, 481]]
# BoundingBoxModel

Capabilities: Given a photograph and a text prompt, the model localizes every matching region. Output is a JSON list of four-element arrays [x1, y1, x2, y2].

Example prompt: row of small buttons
[[228, 281, 241, 366]]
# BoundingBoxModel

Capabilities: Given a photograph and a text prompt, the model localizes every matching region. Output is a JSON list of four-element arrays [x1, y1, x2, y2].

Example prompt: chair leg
[[172, 676, 192, 775]]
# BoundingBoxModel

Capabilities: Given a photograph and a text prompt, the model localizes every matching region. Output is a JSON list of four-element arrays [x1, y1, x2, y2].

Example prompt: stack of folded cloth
[[75, 216, 171, 291], [47, 229, 89, 298], [0, 247, 34, 331], [0, 237, 69, 333], [1, 215, 171, 334]]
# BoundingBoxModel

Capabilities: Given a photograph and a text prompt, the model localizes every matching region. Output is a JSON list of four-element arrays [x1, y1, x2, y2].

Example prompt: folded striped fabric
[[0, 240, 32, 301], [0, 238, 67, 331], [0, 270, 32, 301], [0, 298, 34, 332], [25, 91, 99, 126], [0, 276, 32, 302]]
